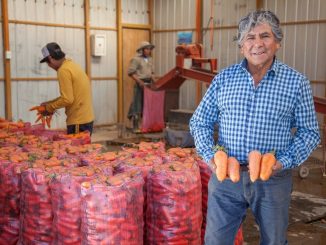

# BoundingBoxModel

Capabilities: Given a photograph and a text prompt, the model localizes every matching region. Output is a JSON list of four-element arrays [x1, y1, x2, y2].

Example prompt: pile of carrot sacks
[[0, 118, 243, 245]]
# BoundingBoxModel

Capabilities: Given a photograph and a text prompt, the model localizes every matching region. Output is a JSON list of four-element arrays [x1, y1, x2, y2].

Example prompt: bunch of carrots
[[213, 145, 276, 182], [29, 105, 54, 128]]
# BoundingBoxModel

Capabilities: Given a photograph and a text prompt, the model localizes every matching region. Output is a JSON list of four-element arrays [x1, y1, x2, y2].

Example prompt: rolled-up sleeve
[[277, 78, 320, 169]]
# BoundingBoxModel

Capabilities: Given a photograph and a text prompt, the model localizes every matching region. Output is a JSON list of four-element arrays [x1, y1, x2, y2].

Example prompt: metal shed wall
[[1, 0, 150, 128], [152, 0, 197, 110], [122, 0, 149, 24], [152, 0, 326, 111], [262, 0, 326, 98]]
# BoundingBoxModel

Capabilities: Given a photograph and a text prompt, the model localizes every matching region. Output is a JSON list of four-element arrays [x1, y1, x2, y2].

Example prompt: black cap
[[40, 42, 65, 63]]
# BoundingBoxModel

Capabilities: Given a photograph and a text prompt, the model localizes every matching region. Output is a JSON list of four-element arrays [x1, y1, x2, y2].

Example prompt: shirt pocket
[[259, 90, 296, 121]]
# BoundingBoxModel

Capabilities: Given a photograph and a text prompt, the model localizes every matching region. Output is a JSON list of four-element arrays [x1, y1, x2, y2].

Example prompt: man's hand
[[29, 105, 51, 116], [208, 158, 217, 172], [272, 161, 283, 171]]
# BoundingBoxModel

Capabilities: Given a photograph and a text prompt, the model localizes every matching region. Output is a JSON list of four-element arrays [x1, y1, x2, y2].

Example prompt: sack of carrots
[[80, 170, 144, 244], [50, 165, 111, 245], [146, 161, 202, 244], [195, 157, 212, 243], [0, 160, 23, 245], [54, 131, 91, 145], [18, 168, 54, 244]]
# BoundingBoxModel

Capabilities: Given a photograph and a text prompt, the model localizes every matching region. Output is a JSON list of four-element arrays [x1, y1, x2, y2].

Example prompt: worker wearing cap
[[36, 42, 94, 134], [127, 41, 155, 132]]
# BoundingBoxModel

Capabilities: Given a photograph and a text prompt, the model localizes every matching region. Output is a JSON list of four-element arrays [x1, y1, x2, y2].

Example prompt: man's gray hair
[[237, 10, 283, 47]]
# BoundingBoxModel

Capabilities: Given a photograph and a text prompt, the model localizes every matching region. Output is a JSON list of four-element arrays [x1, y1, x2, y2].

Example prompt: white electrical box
[[91, 34, 107, 56]]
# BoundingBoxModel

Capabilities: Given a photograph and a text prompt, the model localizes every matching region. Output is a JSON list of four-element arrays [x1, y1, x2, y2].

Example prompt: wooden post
[[256, 0, 263, 10], [195, 0, 203, 106], [1, 0, 12, 120], [84, 0, 91, 78], [117, 0, 123, 122]]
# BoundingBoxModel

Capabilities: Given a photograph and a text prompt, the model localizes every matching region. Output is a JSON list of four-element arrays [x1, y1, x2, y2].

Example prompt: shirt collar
[[240, 56, 279, 75]]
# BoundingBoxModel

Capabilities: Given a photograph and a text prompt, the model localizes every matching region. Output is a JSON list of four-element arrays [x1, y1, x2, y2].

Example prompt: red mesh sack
[[50, 166, 108, 245], [197, 158, 212, 243], [18, 168, 54, 244], [146, 161, 202, 244], [141, 86, 165, 133], [0, 160, 23, 245], [81, 171, 144, 244]]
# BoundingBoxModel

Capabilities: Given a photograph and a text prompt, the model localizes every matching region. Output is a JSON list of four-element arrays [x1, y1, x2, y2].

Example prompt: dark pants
[[67, 121, 94, 135]]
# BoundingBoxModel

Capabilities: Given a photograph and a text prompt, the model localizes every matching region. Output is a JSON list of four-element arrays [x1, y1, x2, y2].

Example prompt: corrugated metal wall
[[90, 0, 118, 126], [262, 0, 326, 98], [1, 0, 325, 125], [152, 0, 197, 110], [152, 0, 326, 111], [0, 0, 150, 128], [122, 0, 149, 24]]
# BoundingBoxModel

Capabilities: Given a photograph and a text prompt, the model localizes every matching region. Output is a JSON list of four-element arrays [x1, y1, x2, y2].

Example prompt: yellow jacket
[[46, 59, 94, 125]]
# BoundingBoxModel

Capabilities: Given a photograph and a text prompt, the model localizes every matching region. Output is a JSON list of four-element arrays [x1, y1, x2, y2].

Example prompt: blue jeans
[[67, 121, 93, 135], [205, 169, 292, 245]]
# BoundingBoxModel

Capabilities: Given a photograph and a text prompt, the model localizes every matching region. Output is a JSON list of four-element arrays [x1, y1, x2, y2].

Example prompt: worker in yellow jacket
[[36, 42, 94, 134]]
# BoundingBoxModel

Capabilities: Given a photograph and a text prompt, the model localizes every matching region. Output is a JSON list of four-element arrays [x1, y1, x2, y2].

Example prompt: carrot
[[248, 150, 262, 182], [46, 115, 52, 128], [259, 151, 276, 181], [227, 157, 240, 183], [35, 114, 43, 123], [213, 145, 228, 182]]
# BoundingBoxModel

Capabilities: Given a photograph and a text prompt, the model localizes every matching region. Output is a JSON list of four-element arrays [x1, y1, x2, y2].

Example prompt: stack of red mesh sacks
[[0, 159, 23, 245], [146, 160, 202, 244], [80, 171, 144, 244], [50, 165, 112, 244]]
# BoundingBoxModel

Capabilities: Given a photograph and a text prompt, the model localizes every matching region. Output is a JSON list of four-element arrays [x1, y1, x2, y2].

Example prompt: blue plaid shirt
[[190, 58, 320, 169]]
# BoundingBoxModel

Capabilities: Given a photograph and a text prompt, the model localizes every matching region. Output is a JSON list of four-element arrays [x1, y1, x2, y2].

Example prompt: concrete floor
[[92, 126, 326, 244]]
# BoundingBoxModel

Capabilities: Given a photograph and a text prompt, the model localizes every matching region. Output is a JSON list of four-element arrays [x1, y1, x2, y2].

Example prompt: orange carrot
[[35, 114, 43, 123], [227, 157, 240, 183], [46, 115, 52, 128], [260, 151, 276, 181], [213, 146, 228, 182], [248, 150, 262, 182]]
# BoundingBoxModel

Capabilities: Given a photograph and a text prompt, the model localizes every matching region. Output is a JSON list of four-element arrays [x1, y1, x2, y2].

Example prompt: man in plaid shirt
[[190, 10, 320, 245]]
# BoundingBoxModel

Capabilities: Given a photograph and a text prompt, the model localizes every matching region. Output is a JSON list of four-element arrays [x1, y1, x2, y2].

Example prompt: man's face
[[240, 23, 280, 70], [143, 47, 152, 57], [46, 56, 58, 71]]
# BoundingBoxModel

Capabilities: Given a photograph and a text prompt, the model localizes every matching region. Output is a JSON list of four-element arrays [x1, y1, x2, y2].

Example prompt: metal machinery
[[154, 44, 217, 90], [154, 44, 326, 177]]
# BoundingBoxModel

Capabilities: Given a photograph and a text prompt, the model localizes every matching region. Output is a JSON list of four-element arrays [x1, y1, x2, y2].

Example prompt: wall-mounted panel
[[122, 0, 149, 24], [90, 30, 117, 77]]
